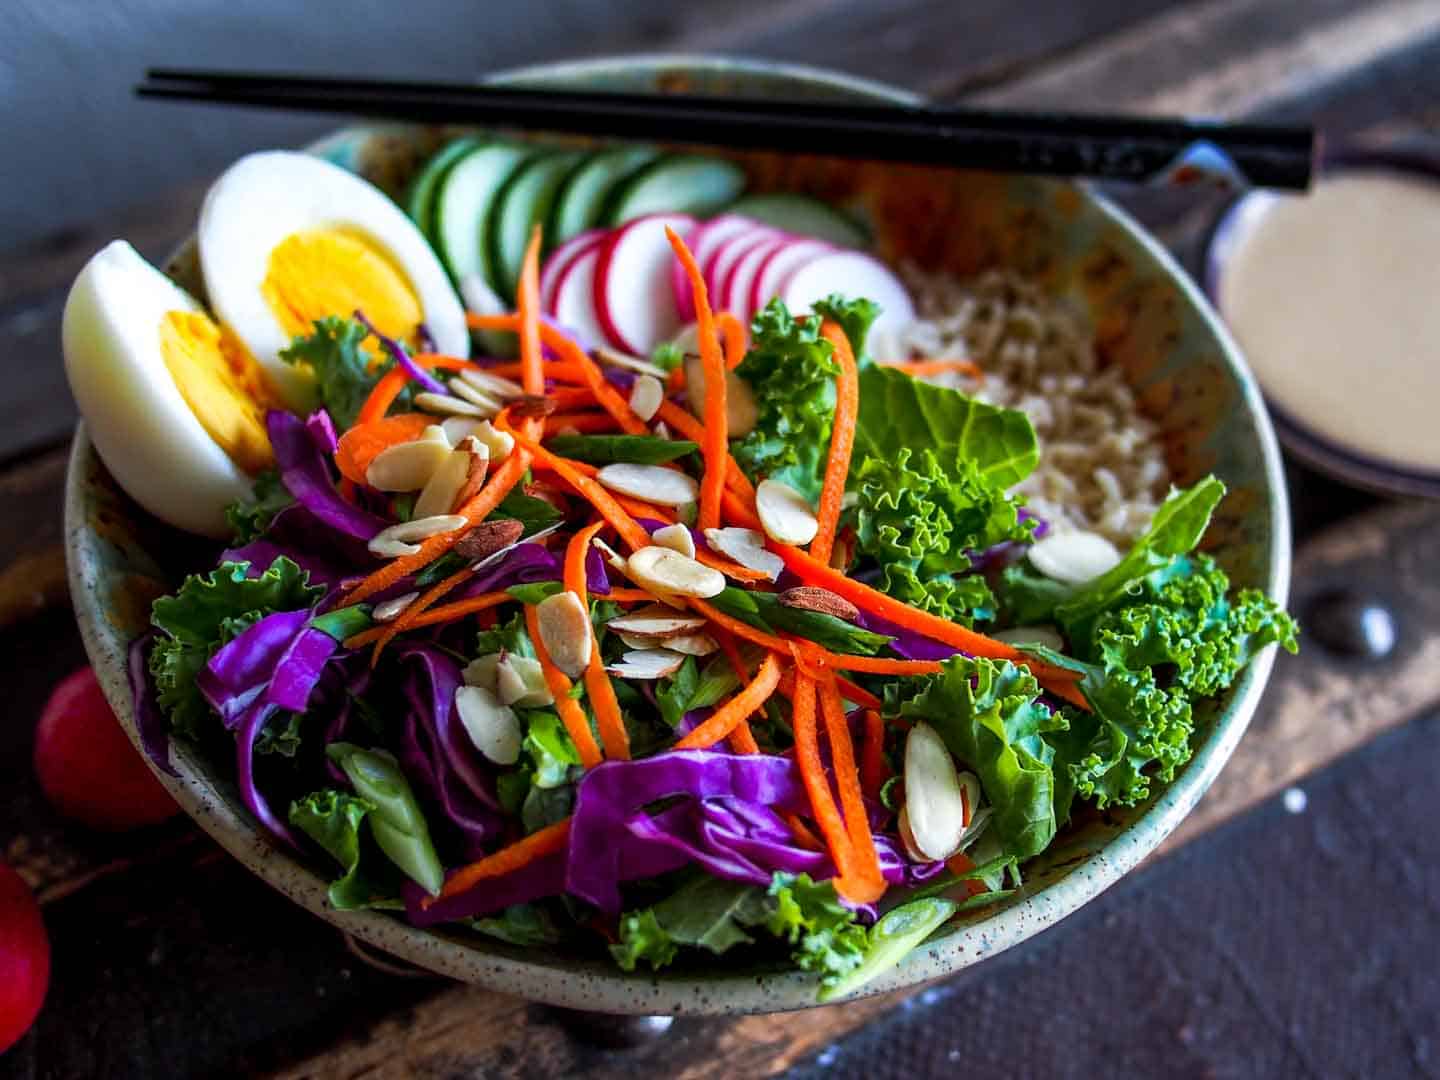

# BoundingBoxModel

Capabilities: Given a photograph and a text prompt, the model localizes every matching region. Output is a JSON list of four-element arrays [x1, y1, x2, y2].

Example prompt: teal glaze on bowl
[[66, 55, 1291, 1015]]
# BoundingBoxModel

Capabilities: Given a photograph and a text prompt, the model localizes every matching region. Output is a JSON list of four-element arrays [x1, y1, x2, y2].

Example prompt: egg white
[[63, 241, 254, 537], [198, 151, 468, 408]]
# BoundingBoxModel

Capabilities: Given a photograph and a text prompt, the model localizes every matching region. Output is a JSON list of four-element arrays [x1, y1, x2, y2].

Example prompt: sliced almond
[[454, 685, 522, 765], [629, 374, 665, 422], [991, 625, 1066, 652], [778, 586, 860, 622], [596, 345, 669, 380], [369, 537, 421, 558], [904, 721, 969, 861], [415, 391, 490, 418], [652, 523, 696, 559], [454, 519, 526, 562], [755, 479, 819, 546], [607, 604, 707, 638], [597, 464, 699, 507], [703, 527, 783, 582], [365, 427, 453, 491], [828, 529, 855, 571], [591, 535, 629, 574], [447, 377, 504, 415], [1026, 531, 1121, 586], [461, 653, 501, 691], [535, 591, 594, 679], [683, 351, 759, 437], [368, 514, 467, 557], [896, 805, 927, 864], [372, 591, 419, 623], [606, 648, 687, 680], [496, 655, 552, 707], [447, 437, 491, 511], [457, 367, 525, 401], [440, 416, 479, 446], [626, 545, 725, 599], [958, 805, 994, 852], [441, 418, 514, 461], [653, 421, 672, 441], [657, 632, 718, 656], [414, 440, 487, 519], [512, 394, 558, 418]]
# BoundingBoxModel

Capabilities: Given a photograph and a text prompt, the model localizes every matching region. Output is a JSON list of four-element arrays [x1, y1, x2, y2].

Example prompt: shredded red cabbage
[[268, 410, 388, 541], [353, 309, 448, 396], [127, 632, 178, 778]]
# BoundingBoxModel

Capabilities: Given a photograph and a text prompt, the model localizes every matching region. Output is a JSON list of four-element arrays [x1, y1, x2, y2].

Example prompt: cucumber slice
[[433, 142, 533, 292], [549, 146, 658, 245], [604, 155, 746, 226], [403, 137, 481, 241], [488, 151, 582, 301], [725, 193, 870, 248]]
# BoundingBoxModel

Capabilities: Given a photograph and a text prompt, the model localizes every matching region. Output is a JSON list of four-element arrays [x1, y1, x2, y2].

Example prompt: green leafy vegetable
[[475, 609, 535, 659], [612, 875, 774, 971], [811, 294, 881, 363], [279, 316, 392, 430], [224, 470, 294, 543], [706, 587, 891, 655], [523, 711, 581, 789], [656, 655, 741, 730], [649, 341, 685, 373], [506, 581, 564, 605], [766, 872, 868, 985], [255, 712, 304, 757], [492, 489, 564, 535], [470, 903, 567, 946], [308, 604, 372, 642], [545, 434, 698, 465], [817, 897, 957, 1002], [289, 788, 400, 910], [852, 365, 1039, 491], [149, 558, 322, 738]]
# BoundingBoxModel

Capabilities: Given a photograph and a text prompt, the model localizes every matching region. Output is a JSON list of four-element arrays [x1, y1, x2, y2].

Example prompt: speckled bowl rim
[[66, 53, 1291, 1015]]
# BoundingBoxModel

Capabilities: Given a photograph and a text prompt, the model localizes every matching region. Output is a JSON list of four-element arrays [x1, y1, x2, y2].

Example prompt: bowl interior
[[66, 55, 1290, 1014]]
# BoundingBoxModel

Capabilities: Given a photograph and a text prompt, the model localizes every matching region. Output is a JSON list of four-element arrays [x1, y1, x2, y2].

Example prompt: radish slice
[[595, 212, 696, 354], [751, 238, 834, 316], [706, 227, 781, 300], [781, 251, 916, 358], [550, 245, 609, 353], [672, 214, 756, 322], [540, 229, 604, 313], [723, 235, 789, 320]]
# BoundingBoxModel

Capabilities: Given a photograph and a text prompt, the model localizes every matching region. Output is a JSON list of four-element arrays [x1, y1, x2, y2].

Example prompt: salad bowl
[[65, 54, 1290, 1014]]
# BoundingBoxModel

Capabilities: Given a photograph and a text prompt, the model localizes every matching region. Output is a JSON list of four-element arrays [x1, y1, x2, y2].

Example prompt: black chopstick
[[137, 68, 1317, 190]]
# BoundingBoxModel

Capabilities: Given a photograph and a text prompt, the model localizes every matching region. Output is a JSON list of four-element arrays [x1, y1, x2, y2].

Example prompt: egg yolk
[[159, 311, 276, 473], [260, 229, 423, 347]]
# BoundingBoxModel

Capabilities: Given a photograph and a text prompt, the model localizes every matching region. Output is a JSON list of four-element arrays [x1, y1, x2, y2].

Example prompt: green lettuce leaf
[[470, 903, 567, 946], [148, 558, 322, 738], [475, 609, 535, 659], [656, 655, 741, 729], [289, 788, 401, 911], [224, 469, 294, 543], [706, 586, 891, 655], [612, 875, 775, 971], [817, 897, 958, 1003], [811, 294, 881, 362], [279, 316, 393, 430], [766, 872, 868, 985], [545, 434, 698, 465]]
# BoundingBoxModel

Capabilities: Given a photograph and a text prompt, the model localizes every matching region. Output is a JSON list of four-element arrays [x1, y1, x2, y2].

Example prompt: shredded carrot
[[667, 363, 687, 394], [546, 386, 599, 411], [694, 547, 773, 584], [525, 604, 603, 769], [344, 450, 531, 604], [368, 563, 473, 666], [544, 412, 620, 436], [674, 653, 781, 750], [611, 496, 675, 525], [882, 358, 984, 381], [430, 818, 573, 905], [497, 413, 652, 551], [715, 311, 748, 370], [534, 454, 598, 479], [944, 849, 988, 899], [790, 673, 862, 901], [343, 591, 511, 648], [823, 655, 944, 676], [817, 672, 885, 903], [708, 627, 760, 754], [767, 542, 1089, 708], [665, 227, 727, 532], [720, 488, 764, 532], [810, 321, 859, 566], [727, 721, 761, 755], [334, 413, 432, 485], [784, 813, 825, 851], [606, 587, 663, 604], [654, 401, 756, 501], [860, 709, 887, 799], [450, 354, 589, 385], [688, 598, 797, 658], [357, 354, 482, 426], [517, 227, 544, 398], [566, 521, 629, 761]]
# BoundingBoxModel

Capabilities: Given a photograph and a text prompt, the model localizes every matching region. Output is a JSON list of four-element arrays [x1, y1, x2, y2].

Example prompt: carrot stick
[[344, 450, 531, 604], [790, 673, 862, 901], [518, 226, 544, 398], [784, 813, 825, 852], [611, 496, 675, 525], [368, 563, 473, 666], [664, 227, 727, 532], [688, 598, 797, 658], [720, 488, 764, 532], [525, 604, 603, 769], [860, 709, 887, 799], [343, 591, 511, 648], [728, 721, 761, 755], [822, 655, 944, 676], [882, 359, 984, 381], [429, 818, 573, 905], [694, 548, 773, 584], [566, 521, 629, 761], [544, 412, 620, 436], [715, 311, 748, 370], [817, 673, 885, 903], [448, 353, 589, 386], [334, 413, 433, 485], [546, 386, 599, 411], [674, 653, 781, 750], [356, 354, 484, 426], [709, 627, 759, 754], [654, 401, 755, 500], [606, 587, 663, 604], [810, 321, 859, 566]]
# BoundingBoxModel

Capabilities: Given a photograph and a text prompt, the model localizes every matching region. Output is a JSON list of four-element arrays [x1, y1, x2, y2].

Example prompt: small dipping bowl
[[1205, 146, 1440, 496]]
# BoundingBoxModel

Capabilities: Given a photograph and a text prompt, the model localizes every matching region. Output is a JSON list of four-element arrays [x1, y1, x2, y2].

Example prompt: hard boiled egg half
[[198, 151, 467, 408], [64, 240, 276, 536]]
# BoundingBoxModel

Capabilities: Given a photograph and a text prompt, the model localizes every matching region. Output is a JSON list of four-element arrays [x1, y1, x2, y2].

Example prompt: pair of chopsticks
[[137, 68, 1317, 190]]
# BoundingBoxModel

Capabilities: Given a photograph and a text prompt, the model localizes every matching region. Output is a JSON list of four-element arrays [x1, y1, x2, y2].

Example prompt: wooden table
[[4, 1, 1440, 1074]]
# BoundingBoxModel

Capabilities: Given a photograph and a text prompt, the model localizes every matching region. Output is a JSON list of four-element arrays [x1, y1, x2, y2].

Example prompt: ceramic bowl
[[66, 54, 1291, 1014]]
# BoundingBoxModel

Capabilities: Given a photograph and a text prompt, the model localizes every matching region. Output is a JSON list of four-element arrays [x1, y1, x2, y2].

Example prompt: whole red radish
[[0, 861, 48, 1054], [33, 666, 177, 830]]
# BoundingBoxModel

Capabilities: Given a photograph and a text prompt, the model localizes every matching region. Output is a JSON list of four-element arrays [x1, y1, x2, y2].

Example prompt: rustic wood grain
[[267, 498, 1440, 1080]]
